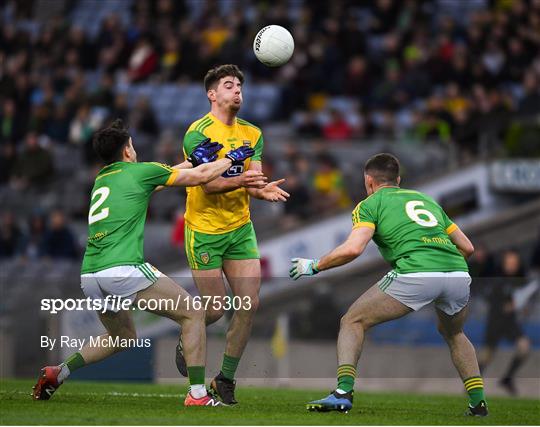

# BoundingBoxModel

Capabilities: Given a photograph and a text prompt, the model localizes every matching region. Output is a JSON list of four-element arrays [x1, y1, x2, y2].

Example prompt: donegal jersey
[[183, 112, 263, 234], [352, 187, 468, 273], [81, 162, 178, 274]]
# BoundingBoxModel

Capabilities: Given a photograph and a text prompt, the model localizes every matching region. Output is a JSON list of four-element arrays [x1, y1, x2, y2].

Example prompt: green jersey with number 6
[[352, 187, 468, 273], [81, 162, 178, 274]]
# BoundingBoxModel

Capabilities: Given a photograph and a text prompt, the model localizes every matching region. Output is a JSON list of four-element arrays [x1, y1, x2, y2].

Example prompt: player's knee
[[437, 323, 461, 341], [205, 308, 225, 325], [232, 295, 259, 319], [340, 311, 366, 329], [245, 295, 259, 314], [185, 305, 205, 323], [517, 337, 530, 354], [437, 323, 450, 340]]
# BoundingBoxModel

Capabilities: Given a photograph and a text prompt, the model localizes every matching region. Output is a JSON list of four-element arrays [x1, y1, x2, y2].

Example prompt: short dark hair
[[364, 153, 400, 184], [204, 64, 244, 92], [93, 119, 130, 164], [316, 152, 338, 168]]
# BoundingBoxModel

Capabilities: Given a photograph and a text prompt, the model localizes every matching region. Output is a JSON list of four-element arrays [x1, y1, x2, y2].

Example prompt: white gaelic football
[[253, 25, 294, 67]]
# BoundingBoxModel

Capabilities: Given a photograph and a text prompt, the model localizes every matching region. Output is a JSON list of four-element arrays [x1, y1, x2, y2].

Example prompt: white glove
[[289, 258, 320, 280]]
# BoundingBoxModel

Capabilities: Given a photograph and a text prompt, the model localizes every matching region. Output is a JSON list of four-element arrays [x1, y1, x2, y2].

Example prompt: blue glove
[[225, 146, 255, 162], [289, 258, 320, 280], [187, 138, 223, 166]]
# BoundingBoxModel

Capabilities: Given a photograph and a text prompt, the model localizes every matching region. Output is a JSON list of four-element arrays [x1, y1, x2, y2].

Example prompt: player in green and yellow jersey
[[290, 153, 488, 416], [32, 119, 256, 407], [176, 64, 290, 404]]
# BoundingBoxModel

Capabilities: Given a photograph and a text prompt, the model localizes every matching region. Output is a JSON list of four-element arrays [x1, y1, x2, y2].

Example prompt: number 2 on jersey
[[405, 200, 438, 227], [89, 187, 110, 225]]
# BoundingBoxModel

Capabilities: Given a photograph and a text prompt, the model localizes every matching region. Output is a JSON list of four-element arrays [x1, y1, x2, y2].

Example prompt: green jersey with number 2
[[352, 187, 468, 273], [81, 161, 177, 274]]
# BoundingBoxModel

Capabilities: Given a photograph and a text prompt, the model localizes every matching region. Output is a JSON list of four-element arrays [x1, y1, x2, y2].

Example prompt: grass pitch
[[1, 379, 539, 425]]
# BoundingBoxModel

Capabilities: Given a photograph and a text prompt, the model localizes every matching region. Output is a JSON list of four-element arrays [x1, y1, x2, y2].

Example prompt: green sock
[[221, 354, 240, 380], [464, 376, 486, 406], [64, 352, 85, 372], [187, 366, 205, 385], [337, 364, 356, 393]]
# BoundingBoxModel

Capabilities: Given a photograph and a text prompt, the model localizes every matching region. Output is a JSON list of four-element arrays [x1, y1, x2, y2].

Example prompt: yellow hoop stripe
[[446, 223, 458, 234], [165, 169, 179, 186], [353, 222, 375, 230]]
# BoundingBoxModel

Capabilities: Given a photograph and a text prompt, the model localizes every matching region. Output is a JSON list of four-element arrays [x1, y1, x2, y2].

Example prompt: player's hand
[[289, 257, 320, 280], [187, 138, 223, 166], [225, 146, 255, 162], [240, 170, 268, 188], [258, 178, 290, 202]]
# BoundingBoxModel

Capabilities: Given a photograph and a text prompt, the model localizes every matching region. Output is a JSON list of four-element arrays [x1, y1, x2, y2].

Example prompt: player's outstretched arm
[[245, 161, 289, 202], [172, 160, 194, 170], [170, 146, 256, 187], [154, 161, 194, 192], [448, 227, 474, 258], [289, 226, 374, 280], [201, 163, 267, 194], [170, 158, 233, 187]]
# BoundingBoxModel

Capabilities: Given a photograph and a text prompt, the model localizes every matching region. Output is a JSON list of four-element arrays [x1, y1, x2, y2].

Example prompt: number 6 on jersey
[[405, 200, 438, 227]]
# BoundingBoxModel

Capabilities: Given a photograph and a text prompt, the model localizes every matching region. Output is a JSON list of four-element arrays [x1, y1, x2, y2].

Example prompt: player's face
[[212, 76, 243, 113]]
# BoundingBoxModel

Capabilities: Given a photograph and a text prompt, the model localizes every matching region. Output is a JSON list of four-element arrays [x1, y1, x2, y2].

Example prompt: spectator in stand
[[344, 56, 371, 99], [452, 109, 478, 158], [468, 243, 497, 307], [312, 152, 351, 215], [159, 33, 182, 82], [0, 143, 17, 185], [41, 209, 78, 260], [69, 104, 103, 164], [295, 112, 322, 138], [323, 109, 353, 141], [156, 129, 182, 165], [127, 36, 158, 83], [413, 111, 451, 143], [280, 173, 312, 230], [91, 73, 115, 109], [518, 71, 540, 117], [69, 104, 98, 146], [0, 211, 24, 258], [11, 132, 54, 189], [478, 249, 531, 396], [46, 104, 71, 143], [129, 97, 158, 137], [0, 98, 25, 144], [20, 212, 47, 260], [111, 93, 129, 122]]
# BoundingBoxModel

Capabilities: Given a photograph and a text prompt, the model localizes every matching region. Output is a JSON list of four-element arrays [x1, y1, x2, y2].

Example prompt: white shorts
[[377, 270, 471, 315], [81, 263, 163, 312]]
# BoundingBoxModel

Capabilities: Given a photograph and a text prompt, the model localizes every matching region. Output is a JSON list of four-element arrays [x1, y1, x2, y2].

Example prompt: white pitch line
[[7, 390, 185, 399]]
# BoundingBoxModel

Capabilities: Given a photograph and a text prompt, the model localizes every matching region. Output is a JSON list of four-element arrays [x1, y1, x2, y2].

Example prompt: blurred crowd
[[0, 209, 79, 260], [288, 0, 540, 154], [1, 0, 539, 259]]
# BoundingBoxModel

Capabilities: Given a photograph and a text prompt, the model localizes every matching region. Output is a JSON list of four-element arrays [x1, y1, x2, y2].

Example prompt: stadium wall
[[153, 337, 540, 398]]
